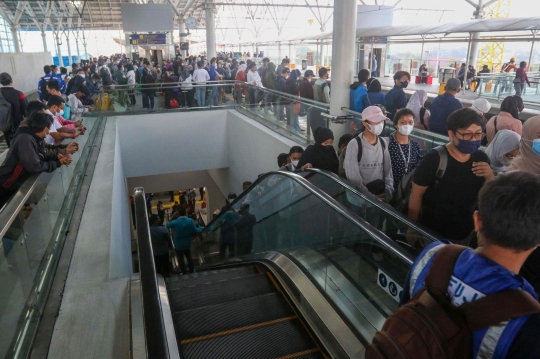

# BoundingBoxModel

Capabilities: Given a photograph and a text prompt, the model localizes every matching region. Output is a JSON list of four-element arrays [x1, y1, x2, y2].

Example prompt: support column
[[11, 25, 21, 53], [278, 42, 281, 60], [82, 32, 88, 60], [329, 0, 357, 140], [125, 32, 131, 57], [41, 30, 48, 52], [65, 32, 72, 65], [74, 31, 81, 61], [55, 32, 64, 67], [469, 0, 483, 68], [528, 32, 537, 72], [205, 0, 216, 59], [179, 18, 187, 58]]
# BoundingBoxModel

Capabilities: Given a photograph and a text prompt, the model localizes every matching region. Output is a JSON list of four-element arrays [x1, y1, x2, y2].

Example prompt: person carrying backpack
[[38, 65, 65, 102], [367, 171, 540, 359], [344, 106, 394, 202], [99, 63, 112, 89], [0, 73, 27, 147]]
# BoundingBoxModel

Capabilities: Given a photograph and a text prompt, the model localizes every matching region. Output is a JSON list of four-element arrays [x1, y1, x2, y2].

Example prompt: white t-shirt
[[192, 69, 210, 83], [44, 110, 62, 145], [126, 70, 136, 85]]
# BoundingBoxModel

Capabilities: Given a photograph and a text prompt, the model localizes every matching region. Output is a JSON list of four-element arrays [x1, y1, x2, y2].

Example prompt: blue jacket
[[429, 93, 463, 135], [166, 217, 202, 250], [275, 75, 287, 93], [38, 74, 66, 101], [363, 92, 386, 110], [402, 242, 539, 359], [385, 85, 408, 120], [349, 82, 367, 112], [149, 224, 170, 256]]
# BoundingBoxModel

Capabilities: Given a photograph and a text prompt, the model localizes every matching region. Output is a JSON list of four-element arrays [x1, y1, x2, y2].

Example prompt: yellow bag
[[438, 83, 446, 95], [485, 80, 493, 92], [470, 81, 477, 90], [96, 93, 111, 111]]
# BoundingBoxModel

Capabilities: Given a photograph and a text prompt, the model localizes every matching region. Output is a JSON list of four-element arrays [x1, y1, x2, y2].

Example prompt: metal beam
[[182, 0, 198, 16], [464, 0, 478, 8], [213, 2, 334, 7]]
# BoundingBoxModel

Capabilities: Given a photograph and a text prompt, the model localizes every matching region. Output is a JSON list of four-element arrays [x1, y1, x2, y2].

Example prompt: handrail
[[133, 187, 171, 359], [202, 170, 416, 266], [303, 168, 442, 241]]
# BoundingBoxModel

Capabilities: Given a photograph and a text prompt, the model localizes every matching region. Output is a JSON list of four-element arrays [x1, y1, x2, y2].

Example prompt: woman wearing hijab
[[234, 63, 247, 104], [180, 68, 194, 107], [297, 127, 339, 174], [405, 90, 430, 130], [286, 69, 302, 132], [485, 130, 521, 174], [506, 116, 540, 174], [486, 95, 524, 144], [362, 78, 386, 110]]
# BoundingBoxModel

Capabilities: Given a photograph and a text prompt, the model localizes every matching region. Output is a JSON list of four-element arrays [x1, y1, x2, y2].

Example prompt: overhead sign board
[[130, 34, 167, 45], [358, 36, 388, 44]]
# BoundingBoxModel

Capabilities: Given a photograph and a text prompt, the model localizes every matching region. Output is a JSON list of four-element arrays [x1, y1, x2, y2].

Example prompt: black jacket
[[0, 87, 27, 130], [297, 144, 339, 175], [0, 127, 61, 195]]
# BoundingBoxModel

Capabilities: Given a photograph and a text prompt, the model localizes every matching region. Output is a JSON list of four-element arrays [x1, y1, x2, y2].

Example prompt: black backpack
[[100, 67, 112, 85], [0, 92, 13, 133], [338, 134, 387, 180], [390, 146, 448, 214]]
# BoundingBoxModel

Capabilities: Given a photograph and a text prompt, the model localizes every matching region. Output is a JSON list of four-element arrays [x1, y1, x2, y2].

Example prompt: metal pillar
[[329, 0, 357, 140], [55, 32, 64, 66], [125, 32, 131, 56], [82, 31, 88, 60], [205, 0, 216, 59], [41, 30, 48, 53], [65, 32, 72, 65], [316, 40, 319, 66], [319, 42, 324, 67], [528, 32, 537, 71], [11, 25, 21, 53], [278, 42, 281, 60], [75, 35, 81, 61], [179, 18, 187, 58], [469, 0, 483, 69]]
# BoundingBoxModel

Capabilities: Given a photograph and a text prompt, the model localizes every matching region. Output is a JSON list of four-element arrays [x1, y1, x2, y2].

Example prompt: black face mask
[[400, 80, 409, 89]]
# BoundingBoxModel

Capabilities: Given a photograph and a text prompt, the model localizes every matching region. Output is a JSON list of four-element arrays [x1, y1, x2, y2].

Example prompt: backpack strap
[[419, 107, 426, 127], [434, 146, 448, 187], [493, 115, 499, 135], [355, 136, 363, 163], [462, 290, 540, 331], [424, 244, 468, 293]]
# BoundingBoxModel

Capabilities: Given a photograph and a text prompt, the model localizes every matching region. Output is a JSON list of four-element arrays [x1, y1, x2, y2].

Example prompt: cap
[[227, 192, 237, 199], [361, 106, 388, 123], [510, 57, 516, 62], [472, 98, 491, 114], [304, 70, 314, 77]]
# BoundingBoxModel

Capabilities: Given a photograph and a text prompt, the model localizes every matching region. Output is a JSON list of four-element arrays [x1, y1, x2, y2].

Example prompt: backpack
[[390, 146, 447, 214], [338, 134, 387, 180], [40, 77, 54, 101], [0, 93, 13, 133], [365, 244, 540, 359], [100, 67, 112, 85]]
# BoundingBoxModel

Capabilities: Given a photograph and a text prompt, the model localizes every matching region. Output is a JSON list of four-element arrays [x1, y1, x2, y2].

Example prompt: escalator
[[165, 265, 326, 359], [133, 169, 442, 358]]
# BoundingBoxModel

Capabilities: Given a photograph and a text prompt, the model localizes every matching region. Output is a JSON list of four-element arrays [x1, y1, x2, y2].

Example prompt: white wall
[[116, 111, 229, 178], [0, 52, 52, 94]]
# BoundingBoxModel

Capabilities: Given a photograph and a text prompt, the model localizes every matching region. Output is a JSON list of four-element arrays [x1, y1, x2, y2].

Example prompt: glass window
[[0, 14, 15, 53]]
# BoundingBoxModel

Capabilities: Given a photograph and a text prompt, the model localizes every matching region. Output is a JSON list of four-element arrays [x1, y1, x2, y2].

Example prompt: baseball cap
[[304, 70, 314, 77], [227, 192, 237, 200], [472, 98, 491, 114], [361, 106, 388, 123]]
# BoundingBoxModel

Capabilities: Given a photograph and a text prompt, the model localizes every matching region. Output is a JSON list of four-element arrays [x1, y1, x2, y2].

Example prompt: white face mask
[[367, 122, 384, 136], [58, 109, 65, 117], [291, 160, 299, 167], [398, 124, 414, 136], [499, 156, 513, 167], [79, 74, 85, 78]]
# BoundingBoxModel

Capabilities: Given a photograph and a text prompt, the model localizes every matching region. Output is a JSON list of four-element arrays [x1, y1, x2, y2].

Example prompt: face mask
[[400, 80, 409, 88], [58, 109, 65, 117], [455, 139, 481, 154], [79, 74, 85, 78], [398, 124, 414, 136], [532, 139, 540, 156], [367, 122, 384, 136], [291, 160, 299, 167], [499, 156, 513, 167]]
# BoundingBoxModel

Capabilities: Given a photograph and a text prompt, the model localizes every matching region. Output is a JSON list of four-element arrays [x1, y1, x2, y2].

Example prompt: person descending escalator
[[297, 127, 339, 175], [166, 206, 203, 275]]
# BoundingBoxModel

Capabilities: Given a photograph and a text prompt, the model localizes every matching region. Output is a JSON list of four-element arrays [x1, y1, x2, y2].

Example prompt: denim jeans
[[142, 92, 154, 109], [195, 87, 206, 107], [208, 86, 218, 106]]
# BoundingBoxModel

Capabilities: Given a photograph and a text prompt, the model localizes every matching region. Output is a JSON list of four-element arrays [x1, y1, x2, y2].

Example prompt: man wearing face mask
[[388, 108, 421, 187], [45, 96, 84, 144], [408, 108, 493, 244], [428, 78, 464, 135], [280, 146, 304, 171], [344, 106, 394, 201], [385, 71, 410, 121]]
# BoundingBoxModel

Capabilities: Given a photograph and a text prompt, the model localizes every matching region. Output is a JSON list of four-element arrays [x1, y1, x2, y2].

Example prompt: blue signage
[[130, 34, 167, 45]]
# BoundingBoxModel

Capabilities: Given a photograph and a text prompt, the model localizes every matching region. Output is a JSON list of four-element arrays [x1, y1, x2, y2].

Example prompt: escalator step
[[166, 266, 257, 284], [181, 318, 317, 359], [173, 292, 295, 340], [168, 272, 275, 311], [282, 351, 325, 359], [167, 271, 260, 291]]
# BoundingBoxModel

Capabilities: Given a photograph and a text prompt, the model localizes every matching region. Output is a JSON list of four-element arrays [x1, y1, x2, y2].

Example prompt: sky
[[14, 0, 538, 59]]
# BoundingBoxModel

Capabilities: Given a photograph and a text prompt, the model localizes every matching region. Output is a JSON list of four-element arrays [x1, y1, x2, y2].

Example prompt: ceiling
[[0, 0, 334, 32]]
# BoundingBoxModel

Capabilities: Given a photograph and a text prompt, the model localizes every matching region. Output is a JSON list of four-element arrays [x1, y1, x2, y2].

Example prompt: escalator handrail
[[134, 187, 172, 359], [202, 170, 416, 265], [303, 168, 443, 241]]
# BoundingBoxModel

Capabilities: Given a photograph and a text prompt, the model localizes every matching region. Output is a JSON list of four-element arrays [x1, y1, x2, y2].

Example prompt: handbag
[[293, 92, 301, 115]]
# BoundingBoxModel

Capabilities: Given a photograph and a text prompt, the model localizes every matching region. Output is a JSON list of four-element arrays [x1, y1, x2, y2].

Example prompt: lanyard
[[394, 134, 411, 173]]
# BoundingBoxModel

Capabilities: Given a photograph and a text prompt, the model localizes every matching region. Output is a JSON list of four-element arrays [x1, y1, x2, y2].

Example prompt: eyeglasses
[[455, 131, 486, 141]]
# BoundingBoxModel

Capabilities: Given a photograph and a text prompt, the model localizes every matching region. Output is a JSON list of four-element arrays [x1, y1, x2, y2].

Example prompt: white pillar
[[65, 33, 72, 65], [11, 25, 21, 53], [205, 0, 216, 59], [329, 0, 357, 140], [125, 33, 132, 57], [41, 30, 48, 53], [56, 32, 64, 67], [179, 19, 187, 58], [74, 32, 81, 61]]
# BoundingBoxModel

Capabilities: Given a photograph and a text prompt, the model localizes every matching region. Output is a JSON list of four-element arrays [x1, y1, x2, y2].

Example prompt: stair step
[[166, 265, 257, 284], [173, 292, 294, 340], [167, 272, 261, 291]]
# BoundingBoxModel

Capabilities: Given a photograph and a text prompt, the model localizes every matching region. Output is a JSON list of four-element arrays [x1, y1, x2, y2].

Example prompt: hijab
[[506, 116, 540, 174], [485, 130, 521, 173], [238, 64, 247, 73], [297, 127, 339, 174], [366, 78, 382, 93], [500, 95, 524, 120], [406, 90, 428, 124]]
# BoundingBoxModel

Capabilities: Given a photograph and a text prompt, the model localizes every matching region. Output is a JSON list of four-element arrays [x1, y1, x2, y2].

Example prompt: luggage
[[169, 99, 179, 109]]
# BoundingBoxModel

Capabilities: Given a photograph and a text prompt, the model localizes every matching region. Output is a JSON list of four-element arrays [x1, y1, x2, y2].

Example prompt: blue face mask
[[455, 139, 481, 154], [532, 139, 540, 156]]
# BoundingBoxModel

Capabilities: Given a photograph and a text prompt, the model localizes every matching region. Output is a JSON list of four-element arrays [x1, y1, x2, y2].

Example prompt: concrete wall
[[0, 52, 52, 94]]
